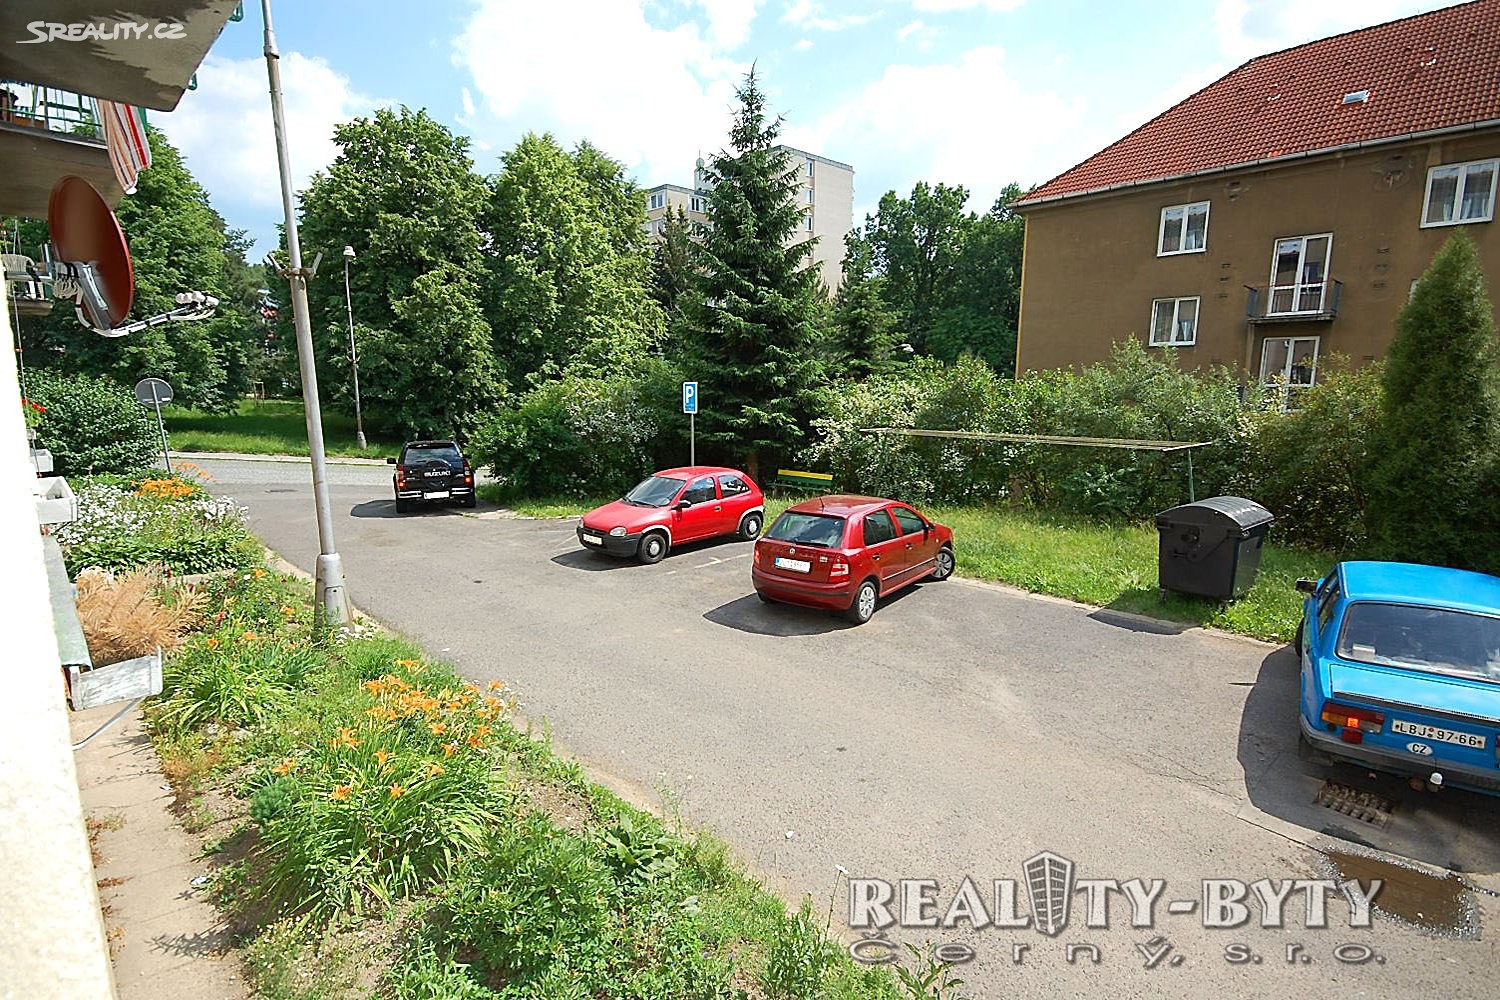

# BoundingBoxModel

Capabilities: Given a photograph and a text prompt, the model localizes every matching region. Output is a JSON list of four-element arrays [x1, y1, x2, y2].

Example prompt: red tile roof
[[1017, 0, 1500, 206]]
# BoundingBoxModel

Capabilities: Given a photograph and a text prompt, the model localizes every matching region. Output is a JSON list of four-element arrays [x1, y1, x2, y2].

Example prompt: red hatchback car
[[577, 467, 765, 564], [752, 495, 955, 624]]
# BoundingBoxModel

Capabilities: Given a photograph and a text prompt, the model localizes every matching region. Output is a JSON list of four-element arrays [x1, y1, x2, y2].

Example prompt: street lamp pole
[[261, 0, 351, 627], [342, 245, 366, 450]]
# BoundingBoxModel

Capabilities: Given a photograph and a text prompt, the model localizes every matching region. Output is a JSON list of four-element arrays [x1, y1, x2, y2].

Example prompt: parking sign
[[682, 381, 698, 414]]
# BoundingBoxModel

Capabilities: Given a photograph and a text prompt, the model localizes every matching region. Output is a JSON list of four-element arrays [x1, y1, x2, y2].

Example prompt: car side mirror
[[386, 457, 397, 465], [673, 499, 690, 510], [1294, 577, 1319, 595]]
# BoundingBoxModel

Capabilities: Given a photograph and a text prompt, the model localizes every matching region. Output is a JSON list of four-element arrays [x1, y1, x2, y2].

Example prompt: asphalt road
[[197, 455, 1500, 999]]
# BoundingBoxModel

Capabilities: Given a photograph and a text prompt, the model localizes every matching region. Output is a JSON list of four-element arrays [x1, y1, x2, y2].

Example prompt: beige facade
[[644, 145, 855, 293], [1016, 129, 1500, 393]]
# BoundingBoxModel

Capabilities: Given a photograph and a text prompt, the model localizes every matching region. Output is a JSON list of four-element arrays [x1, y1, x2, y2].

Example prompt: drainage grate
[[1314, 781, 1395, 827]]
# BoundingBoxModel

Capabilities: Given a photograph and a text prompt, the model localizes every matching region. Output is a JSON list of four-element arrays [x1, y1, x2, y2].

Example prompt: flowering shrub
[[57, 477, 259, 578]]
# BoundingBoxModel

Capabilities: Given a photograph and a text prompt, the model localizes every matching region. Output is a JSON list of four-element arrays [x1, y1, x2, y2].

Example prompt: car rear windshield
[[765, 512, 846, 548], [403, 444, 462, 464], [1336, 602, 1500, 684], [623, 475, 685, 507]]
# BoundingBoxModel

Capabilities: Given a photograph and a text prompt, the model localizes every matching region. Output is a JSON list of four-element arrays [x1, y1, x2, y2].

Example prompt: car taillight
[[1321, 702, 1384, 734], [396, 464, 406, 486], [463, 462, 473, 484], [752, 547, 760, 565], [830, 559, 849, 578]]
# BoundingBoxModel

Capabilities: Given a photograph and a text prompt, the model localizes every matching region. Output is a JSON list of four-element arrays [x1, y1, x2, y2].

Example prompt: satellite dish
[[47, 175, 135, 330]]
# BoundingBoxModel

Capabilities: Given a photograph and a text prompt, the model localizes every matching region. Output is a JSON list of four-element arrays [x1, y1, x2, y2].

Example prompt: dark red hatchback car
[[751, 495, 955, 624]]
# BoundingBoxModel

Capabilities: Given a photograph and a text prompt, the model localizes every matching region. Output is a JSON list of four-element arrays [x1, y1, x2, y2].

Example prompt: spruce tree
[[1365, 233, 1500, 572], [683, 68, 821, 481], [828, 232, 897, 378]]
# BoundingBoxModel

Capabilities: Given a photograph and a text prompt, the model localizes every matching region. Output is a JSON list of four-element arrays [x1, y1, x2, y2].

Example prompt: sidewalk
[[70, 705, 247, 1000]]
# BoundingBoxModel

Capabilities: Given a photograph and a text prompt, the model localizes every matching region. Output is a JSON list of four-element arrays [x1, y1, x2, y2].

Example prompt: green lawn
[[487, 490, 1325, 643], [163, 398, 399, 459]]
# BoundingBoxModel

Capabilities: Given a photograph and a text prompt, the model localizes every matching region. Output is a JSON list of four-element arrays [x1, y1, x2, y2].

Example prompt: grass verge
[[149, 564, 919, 999], [163, 399, 399, 459]]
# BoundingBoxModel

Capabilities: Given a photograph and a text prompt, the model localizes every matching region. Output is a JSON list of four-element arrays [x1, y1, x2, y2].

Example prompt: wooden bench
[[772, 468, 834, 495]]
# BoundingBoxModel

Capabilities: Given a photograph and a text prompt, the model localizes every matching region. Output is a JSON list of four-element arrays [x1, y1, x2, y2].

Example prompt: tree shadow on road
[[1237, 646, 1500, 874]]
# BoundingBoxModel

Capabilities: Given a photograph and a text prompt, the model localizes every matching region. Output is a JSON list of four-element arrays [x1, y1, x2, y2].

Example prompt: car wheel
[[638, 531, 668, 565], [756, 590, 776, 604], [931, 545, 955, 581], [461, 494, 478, 509], [395, 498, 412, 514], [845, 579, 879, 625], [1293, 619, 1305, 649], [740, 511, 763, 541]]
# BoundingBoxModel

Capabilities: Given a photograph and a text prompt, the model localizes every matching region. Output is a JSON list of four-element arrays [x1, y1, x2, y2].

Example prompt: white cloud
[[781, 0, 881, 31], [454, 1, 747, 187], [696, 0, 763, 48], [910, 0, 1024, 12], [1213, 0, 1450, 64], [794, 37, 814, 50], [160, 52, 383, 212], [896, 18, 928, 41], [786, 45, 1088, 217]]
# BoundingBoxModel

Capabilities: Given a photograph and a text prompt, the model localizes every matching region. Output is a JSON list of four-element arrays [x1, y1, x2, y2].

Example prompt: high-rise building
[[645, 145, 854, 293]]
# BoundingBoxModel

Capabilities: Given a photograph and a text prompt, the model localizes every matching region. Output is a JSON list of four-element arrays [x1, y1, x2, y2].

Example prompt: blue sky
[[158, 0, 1456, 258]]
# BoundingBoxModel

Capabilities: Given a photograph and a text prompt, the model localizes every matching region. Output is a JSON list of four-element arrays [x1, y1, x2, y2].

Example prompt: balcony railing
[[0, 80, 104, 142], [1245, 279, 1342, 323]]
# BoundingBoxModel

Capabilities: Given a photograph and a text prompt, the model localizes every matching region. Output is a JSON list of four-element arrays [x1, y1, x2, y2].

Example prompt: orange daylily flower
[[204, 637, 219, 649], [241, 631, 258, 642], [487, 680, 505, 691], [273, 759, 296, 776], [441, 742, 460, 757], [466, 734, 486, 749], [426, 762, 445, 778], [388, 784, 406, 799], [253, 568, 266, 579], [427, 722, 446, 736], [330, 727, 362, 750], [330, 785, 352, 801], [375, 749, 394, 768]]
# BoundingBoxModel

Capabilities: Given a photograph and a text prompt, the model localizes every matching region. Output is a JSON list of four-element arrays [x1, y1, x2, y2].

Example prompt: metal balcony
[[0, 80, 120, 218], [1245, 279, 1342, 323]]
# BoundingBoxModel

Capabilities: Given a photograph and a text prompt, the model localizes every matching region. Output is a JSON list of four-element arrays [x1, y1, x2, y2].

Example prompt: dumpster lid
[[1154, 495, 1274, 531]]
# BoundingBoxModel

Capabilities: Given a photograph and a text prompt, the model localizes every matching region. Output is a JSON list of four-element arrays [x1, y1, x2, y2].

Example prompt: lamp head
[[343, 245, 356, 260]]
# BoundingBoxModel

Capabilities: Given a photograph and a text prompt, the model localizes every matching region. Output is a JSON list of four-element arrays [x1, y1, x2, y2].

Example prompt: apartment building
[[1013, 0, 1500, 401], [645, 145, 854, 293]]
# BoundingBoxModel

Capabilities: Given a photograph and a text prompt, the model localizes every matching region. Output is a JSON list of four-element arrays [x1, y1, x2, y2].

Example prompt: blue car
[[1297, 561, 1500, 796]]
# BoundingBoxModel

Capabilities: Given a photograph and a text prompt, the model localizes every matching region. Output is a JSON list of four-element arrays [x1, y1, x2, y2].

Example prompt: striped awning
[[93, 98, 151, 194]]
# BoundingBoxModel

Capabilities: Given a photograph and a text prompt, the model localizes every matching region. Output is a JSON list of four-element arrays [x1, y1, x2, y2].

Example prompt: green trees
[[295, 107, 503, 439], [825, 233, 898, 378], [15, 128, 258, 411], [680, 69, 822, 480], [26, 370, 159, 474], [1365, 234, 1500, 572], [484, 134, 664, 381], [844, 181, 1025, 374]]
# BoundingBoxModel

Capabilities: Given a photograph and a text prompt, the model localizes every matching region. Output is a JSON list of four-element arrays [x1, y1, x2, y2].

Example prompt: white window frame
[[1157, 201, 1210, 256], [1148, 296, 1199, 346], [648, 192, 665, 210], [1259, 335, 1321, 411], [1421, 158, 1498, 228], [1266, 233, 1333, 316]]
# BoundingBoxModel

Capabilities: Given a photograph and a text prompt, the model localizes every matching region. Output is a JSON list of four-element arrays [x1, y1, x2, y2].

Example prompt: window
[[680, 476, 717, 505], [766, 512, 845, 546], [1317, 579, 1341, 634], [1260, 335, 1320, 410], [1149, 297, 1199, 346], [690, 196, 703, 213], [806, 187, 815, 204], [1337, 603, 1500, 684], [717, 474, 750, 496], [1158, 201, 1209, 255], [648, 192, 665, 210], [862, 510, 897, 546], [1422, 158, 1497, 227], [805, 212, 813, 232], [1267, 234, 1332, 314], [806, 158, 815, 176], [890, 506, 925, 535]]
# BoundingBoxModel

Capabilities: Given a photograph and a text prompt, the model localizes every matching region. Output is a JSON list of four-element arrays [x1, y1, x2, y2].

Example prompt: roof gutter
[[1014, 117, 1500, 210]]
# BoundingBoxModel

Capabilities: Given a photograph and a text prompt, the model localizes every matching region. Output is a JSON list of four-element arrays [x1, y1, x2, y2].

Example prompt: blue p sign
[[682, 381, 698, 414]]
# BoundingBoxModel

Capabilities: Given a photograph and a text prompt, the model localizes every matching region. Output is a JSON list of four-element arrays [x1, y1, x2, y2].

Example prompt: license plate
[[1391, 719, 1487, 749], [424, 490, 450, 500], [775, 556, 811, 573], [582, 534, 602, 546]]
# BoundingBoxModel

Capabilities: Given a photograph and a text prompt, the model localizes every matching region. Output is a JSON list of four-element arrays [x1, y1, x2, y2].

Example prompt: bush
[[1236, 362, 1382, 552], [56, 477, 260, 577], [26, 369, 160, 474], [471, 362, 682, 498], [806, 342, 1244, 519]]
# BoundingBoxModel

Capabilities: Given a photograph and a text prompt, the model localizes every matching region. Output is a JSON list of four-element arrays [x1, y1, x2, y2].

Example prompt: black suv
[[388, 440, 477, 513]]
